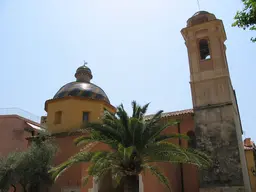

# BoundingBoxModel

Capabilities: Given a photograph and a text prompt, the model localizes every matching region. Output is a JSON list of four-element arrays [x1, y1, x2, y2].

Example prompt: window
[[199, 39, 211, 60], [83, 112, 89, 122], [187, 131, 196, 148], [54, 111, 62, 124]]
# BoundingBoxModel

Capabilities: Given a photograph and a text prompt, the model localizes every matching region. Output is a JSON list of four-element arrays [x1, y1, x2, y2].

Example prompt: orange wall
[[52, 135, 115, 192], [45, 97, 116, 192], [50, 113, 199, 192], [0, 115, 32, 156], [46, 97, 115, 134], [50, 135, 84, 192], [140, 114, 199, 192], [0, 113, 198, 192]]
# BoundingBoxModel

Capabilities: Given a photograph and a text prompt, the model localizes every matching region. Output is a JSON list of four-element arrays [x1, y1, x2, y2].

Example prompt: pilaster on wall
[[139, 174, 144, 192]]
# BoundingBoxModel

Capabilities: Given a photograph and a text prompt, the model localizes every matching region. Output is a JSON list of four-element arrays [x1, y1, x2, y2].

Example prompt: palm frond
[[184, 148, 212, 169], [112, 168, 125, 186], [75, 132, 119, 150], [81, 175, 90, 186], [143, 120, 179, 145], [88, 152, 123, 184], [140, 103, 150, 116], [84, 122, 122, 143], [116, 104, 132, 145], [132, 100, 139, 118], [131, 101, 150, 119], [74, 136, 92, 146], [88, 152, 111, 176], [144, 110, 163, 127], [49, 151, 94, 181], [129, 117, 144, 146], [142, 142, 212, 168], [142, 164, 172, 192]]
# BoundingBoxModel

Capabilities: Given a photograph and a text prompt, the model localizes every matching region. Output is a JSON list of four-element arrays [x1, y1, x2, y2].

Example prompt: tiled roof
[[244, 146, 254, 151], [244, 138, 256, 151], [144, 109, 193, 120]]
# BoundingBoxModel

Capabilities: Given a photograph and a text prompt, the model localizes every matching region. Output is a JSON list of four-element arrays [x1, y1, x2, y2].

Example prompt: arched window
[[187, 131, 196, 148], [199, 39, 211, 60]]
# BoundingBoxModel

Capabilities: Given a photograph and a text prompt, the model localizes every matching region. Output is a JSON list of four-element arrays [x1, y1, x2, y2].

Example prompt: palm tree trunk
[[123, 175, 139, 192]]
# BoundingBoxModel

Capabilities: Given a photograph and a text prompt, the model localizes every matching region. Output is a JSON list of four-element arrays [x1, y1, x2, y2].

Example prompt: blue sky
[[0, 0, 255, 139]]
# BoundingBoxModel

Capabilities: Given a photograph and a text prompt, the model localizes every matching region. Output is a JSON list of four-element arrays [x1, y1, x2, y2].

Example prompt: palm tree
[[50, 101, 212, 192]]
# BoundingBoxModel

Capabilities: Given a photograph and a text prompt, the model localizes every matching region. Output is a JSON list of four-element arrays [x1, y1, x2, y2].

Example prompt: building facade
[[0, 113, 42, 157], [1, 10, 256, 192], [181, 11, 251, 192]]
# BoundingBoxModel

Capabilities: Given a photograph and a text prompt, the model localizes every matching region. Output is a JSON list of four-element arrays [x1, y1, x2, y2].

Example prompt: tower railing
[[0, 108, 40, 123]]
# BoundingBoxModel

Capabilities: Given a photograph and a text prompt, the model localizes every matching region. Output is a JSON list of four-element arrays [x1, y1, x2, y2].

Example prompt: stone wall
[[194, 104, 244, 187]]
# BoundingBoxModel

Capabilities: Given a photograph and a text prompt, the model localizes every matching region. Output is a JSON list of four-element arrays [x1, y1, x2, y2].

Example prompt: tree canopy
[[50, 101, 212, 192], [0, 136, 57, 192], [233, 0, 256, 42]]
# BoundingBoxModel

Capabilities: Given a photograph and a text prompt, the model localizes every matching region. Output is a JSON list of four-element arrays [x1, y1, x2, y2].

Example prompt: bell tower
[[181, 11, 251, 192]]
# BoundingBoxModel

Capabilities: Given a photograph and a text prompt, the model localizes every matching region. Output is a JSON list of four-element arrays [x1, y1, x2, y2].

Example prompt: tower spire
[[196, 0, 201, 11]]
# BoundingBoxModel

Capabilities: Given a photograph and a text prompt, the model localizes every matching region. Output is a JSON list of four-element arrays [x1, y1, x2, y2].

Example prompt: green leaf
[[123, 146, 136, 161], [49, 151, 94, 181], [74, 136, 92, 146], [155, 134, 189, 142], [232, 0, 256, 42], [82, 176, 89, 186]]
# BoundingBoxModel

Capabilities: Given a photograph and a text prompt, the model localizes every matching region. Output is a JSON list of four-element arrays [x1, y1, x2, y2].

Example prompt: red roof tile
[[244, 138, 256, 150], [244, 146, 254, 151], [145, 109, 193, 120]]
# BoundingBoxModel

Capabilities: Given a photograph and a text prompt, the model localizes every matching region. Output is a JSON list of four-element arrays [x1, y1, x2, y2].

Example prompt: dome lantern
[[75, 61, 93, 83], [52, 62, 110, 103], [186, 11, 216, 27]]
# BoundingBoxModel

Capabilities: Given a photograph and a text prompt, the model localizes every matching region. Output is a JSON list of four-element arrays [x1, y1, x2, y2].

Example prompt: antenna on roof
[[197, 0, 201, 11]]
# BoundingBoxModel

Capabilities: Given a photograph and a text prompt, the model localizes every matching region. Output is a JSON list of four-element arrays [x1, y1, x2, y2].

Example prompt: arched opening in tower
[[199, 39, 211, 60]]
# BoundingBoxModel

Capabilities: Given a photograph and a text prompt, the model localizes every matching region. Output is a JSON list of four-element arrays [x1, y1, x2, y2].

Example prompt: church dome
[[192, 11, 210, 17], [53, 63, 110, 103], [187, 10, 216, 27]]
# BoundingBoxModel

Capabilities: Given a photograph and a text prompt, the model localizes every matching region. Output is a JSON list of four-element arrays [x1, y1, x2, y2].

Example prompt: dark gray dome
[[53, 81, 110, 103], [53, 63, 110, 103]]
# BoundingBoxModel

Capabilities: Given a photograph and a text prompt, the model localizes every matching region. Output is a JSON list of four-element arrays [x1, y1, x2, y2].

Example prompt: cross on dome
[[83, 60, 88, 66]]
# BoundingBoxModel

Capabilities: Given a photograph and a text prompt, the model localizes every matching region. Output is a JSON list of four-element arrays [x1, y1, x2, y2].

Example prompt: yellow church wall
[[245, 149, 256, 192], [45, 97, 116, 133]]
